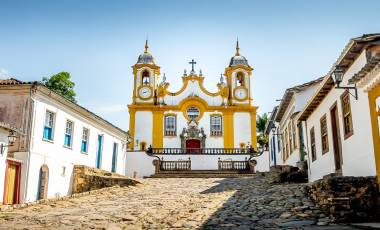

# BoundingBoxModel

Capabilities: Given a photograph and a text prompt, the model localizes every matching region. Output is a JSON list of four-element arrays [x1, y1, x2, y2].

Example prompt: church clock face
[[234, 88, 248, 101], [139, 86, 152, 99]]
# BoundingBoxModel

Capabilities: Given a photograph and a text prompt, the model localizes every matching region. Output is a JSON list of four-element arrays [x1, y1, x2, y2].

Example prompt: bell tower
[[224, 40, 253, 105], [132, 40, 160, 104]]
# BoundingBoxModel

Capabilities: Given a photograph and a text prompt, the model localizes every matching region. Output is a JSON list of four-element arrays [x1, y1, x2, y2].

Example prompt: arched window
[[236, 72, 245, 87], [142, 70, 150, 85]]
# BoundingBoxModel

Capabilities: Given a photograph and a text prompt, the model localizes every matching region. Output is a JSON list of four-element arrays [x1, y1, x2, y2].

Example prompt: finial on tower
[[235, 38, 240, 56], [144, 39, 149, 53]]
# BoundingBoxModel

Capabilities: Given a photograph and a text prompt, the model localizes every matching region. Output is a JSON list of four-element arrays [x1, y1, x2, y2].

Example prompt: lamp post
[[332, 66, 358, 100], [1, 130, 17, 155]]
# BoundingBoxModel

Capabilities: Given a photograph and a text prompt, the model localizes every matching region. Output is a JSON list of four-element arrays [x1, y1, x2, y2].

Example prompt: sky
[[1, 0, 380, 131]]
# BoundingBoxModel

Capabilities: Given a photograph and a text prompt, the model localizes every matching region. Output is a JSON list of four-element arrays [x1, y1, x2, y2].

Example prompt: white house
[[298, 34, 380, 182], [0, 79, 128, 204], [273, 78, 323, 168], [265, 106, 282, 167]]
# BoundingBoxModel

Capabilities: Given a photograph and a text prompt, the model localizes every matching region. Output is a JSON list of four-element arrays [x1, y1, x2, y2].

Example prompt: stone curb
[[0, 185, 134, 212]]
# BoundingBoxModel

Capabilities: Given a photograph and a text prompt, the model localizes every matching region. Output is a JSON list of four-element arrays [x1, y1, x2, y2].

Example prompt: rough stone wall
[[304, 175, 380, 222], [270, 164, 308, 183], [72, 165, 140, 194]]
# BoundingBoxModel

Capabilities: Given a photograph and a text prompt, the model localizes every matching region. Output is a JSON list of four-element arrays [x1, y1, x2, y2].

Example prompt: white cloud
[[0, 68, 11, 79]]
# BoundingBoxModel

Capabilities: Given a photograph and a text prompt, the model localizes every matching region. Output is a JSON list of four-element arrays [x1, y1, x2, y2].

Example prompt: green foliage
[[256, 113, 268, 133], [256, 113, 269, 148], [42, 72, 77, 103]]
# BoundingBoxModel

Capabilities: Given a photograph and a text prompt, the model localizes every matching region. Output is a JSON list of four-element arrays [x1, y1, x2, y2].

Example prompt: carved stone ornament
[[180, 120, 207, 149]]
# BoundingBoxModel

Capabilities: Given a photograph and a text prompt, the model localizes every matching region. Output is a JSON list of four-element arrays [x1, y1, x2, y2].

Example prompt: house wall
[[0, 127, 9, 203], [306, 50, 376, 181], [19, 92, 126, 203]]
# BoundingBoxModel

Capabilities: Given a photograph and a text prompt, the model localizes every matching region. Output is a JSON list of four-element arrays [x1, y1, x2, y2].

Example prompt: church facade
[[128, 41, 257, 151]]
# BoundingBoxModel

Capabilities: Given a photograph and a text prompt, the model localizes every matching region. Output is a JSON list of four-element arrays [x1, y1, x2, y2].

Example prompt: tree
[[256, 113, 269, 149], [42, 72, 77, 103], [256, 113, 268, 133]]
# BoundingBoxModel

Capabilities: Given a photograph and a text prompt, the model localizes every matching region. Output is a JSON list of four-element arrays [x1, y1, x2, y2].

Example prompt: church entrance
[[186, 139, 201, 154]]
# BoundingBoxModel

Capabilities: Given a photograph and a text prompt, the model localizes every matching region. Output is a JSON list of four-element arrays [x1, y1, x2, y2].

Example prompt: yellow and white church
[[128, 41, 257, 151]]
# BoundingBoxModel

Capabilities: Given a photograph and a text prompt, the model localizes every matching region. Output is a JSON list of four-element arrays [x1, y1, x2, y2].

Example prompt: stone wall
[[72, 165, 141, 194], [270, 164, 308, 183], [304, 175, 380, 222]]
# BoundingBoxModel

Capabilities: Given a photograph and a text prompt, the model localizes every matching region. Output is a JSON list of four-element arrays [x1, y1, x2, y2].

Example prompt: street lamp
[[126, 131, 133, 149], [332, 66, 358, 100], [1, 130, 17, 155]]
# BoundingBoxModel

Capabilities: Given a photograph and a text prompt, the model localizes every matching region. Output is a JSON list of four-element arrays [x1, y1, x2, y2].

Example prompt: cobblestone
[[0, 174, 360, 229]]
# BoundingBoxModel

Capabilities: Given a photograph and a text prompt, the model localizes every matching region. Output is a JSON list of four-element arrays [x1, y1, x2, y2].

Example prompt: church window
[[288, 123, 293, 153], [81, 128, 89, 153], [64, 120, 74, 148], [310, 127, 316, 162], [186, 107, 200, 121], [341, 91, 353, 139], [320, 115, 329, 154], [210, 115, 222, 136], [142, 70, 150, 85], [236, 72, 245, 87], [164, 115, 177, 136], [43, 111, 55, 141]]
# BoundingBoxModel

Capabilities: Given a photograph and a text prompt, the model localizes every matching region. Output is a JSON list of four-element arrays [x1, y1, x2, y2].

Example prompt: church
[[128, 41, 257, 152]]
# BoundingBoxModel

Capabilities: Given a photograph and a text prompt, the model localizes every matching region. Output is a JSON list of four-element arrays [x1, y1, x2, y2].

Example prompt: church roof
[[229, 40, 251, 67], [136, 40, 155, 65]]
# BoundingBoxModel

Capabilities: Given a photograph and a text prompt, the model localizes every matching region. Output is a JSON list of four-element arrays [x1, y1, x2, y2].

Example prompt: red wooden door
[[186, 139, 201, 154]]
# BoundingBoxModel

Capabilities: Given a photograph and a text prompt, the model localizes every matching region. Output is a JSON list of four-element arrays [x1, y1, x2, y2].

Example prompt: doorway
[[330, 103, 342, 172], [96, 135, 103, 169], [3, 160, 21, 204], [186, 139, 201, 154], [37, 164, 49, 200]]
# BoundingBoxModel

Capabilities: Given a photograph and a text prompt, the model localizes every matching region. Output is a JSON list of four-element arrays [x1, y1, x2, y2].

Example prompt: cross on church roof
[[189, 59, 197, 74]]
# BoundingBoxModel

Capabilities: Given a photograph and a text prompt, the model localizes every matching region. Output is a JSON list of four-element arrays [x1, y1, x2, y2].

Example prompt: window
[[292, 120, 297, 149], [64, 120, 73, 147], [277, 127, 281, 150], [341, 91, 354, 139], [210, 115, 223, 136], [111, 143, 118, 173], [81, 128, 89, 153], [288, 123, 293, 153], [320, 115, 329, 154], [186, 107, 200, 120], [236, 72, 245, 87], [310, 127, 316, 162], [142, 70, 150, 85], [164, 115, 177, 136], [285, 128, 289, 159], [43, 111, 55, 140]]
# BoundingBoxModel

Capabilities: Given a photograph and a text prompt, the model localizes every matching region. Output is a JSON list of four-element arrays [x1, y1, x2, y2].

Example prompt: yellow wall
[[250, 109, 257, 149], [128, 110, 136, 149], [368, 84, 380, 188], [152, 111, 164, 148], [223, 111, 234, 148]]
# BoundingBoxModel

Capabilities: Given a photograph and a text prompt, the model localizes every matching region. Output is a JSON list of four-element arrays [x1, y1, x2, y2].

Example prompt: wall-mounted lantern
[[332, 66, 358, 100], [1, 130, 17, 155]]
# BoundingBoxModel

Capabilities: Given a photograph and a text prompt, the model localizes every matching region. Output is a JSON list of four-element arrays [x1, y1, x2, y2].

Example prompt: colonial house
[[0, 79, 128, 204], [0, 122, 19, 205], [265, 106, 281, 167], [272, 78, 323, 168], [298, 34, 380, 182]]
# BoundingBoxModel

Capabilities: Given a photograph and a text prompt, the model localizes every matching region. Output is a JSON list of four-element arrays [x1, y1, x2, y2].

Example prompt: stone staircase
[[147, 170, 256, 178]]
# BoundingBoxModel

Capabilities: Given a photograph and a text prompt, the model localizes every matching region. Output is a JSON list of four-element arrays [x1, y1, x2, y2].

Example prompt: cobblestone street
[[0, 174, 359, 229]]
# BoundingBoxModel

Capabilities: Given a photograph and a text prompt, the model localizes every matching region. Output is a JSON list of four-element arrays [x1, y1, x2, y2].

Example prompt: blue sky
[[1, 0, 379, 130]]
